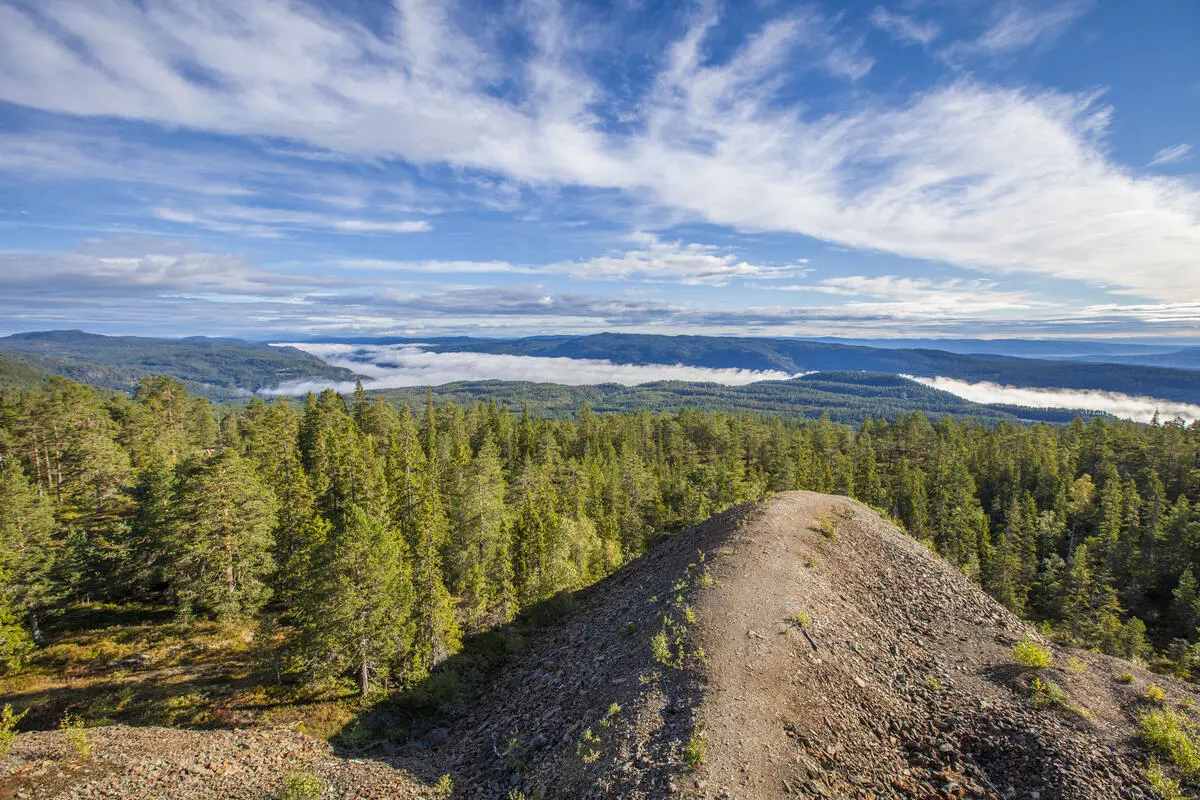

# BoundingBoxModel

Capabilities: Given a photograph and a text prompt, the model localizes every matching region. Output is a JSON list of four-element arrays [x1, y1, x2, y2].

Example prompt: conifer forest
[[3, 374, 1200, 695]]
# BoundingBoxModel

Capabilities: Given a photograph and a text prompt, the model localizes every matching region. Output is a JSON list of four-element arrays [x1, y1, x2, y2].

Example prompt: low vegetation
[[1012, 638, 1054, 668], [1140, 708, 1200, 778], [277, 771, 323, 800], [60, 712, 91, 759], [0, 703, 27, 757], [683, 729, 707, 771], [1145, 760, 1185, 800]]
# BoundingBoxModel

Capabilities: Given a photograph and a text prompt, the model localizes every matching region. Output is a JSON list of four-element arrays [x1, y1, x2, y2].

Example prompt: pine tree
[[168, 449, 278, 621], [0, 456, 53, 663]]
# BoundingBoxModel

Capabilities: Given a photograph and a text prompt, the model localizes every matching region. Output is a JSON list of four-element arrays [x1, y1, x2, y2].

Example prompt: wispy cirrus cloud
[[1149, 144, 1192, 167], [869, 7, 940, 47], [974, 2, 1090, 54], [342, 234, 810, 286]]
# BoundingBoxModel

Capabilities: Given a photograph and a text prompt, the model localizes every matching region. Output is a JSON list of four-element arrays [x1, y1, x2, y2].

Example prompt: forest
[[2, 374, 1200, 700]]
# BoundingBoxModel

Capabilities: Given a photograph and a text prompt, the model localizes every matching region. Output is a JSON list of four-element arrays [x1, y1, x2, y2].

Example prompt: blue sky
[[0, 0, 1198, 340]]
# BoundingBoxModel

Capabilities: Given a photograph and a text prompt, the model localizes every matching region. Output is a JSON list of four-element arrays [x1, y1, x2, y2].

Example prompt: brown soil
[[4, 491, 1188, 799]]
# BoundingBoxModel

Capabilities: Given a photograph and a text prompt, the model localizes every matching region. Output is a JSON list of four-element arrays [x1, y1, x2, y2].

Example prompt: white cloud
[[1149, 144, 1192, 167], [869, 7, 940, 47], [265, 343, 797, 393], [776, 275, 1051, 316], [341, 233, 809, 285], [974, 3, 1088, 54], [154, 206, 430, 237], [910, 376, 1200, 424], [0, 1, 1198, 304]]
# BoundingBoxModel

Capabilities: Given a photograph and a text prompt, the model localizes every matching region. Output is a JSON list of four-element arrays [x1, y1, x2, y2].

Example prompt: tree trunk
[[359, 653, 369, 696]]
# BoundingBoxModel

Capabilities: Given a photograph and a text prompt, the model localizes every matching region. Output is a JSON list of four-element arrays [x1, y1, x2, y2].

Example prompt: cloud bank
[[266, 343, 797, 394], [910, 376, 1200, 424]]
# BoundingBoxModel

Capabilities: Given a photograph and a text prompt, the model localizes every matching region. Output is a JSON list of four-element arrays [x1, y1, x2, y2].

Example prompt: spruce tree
[[298, 504, 414, 695]]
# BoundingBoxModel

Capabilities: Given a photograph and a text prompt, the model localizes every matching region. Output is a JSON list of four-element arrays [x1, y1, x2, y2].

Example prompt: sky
[[0, 0, 1198, 341]]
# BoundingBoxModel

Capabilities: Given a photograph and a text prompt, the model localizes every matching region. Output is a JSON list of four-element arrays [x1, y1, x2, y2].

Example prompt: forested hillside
[[2, 373, 1200, 702], [417, 333, 1200, 402], [0, 330, 359, 401], [372, 372, 1019, 425]]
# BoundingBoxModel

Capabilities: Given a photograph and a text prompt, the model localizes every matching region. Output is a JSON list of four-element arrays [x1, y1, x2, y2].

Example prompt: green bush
[[1143, 685, 1168, 704], [1140, 709, 1200, 778], [683, 729, 707, 771], [1012, 638, 1053, 668], [59, 713, 91, 759], [277, 770, 323, 800], [1145, 760, 1184, 800], [0, 704, 28, 757]]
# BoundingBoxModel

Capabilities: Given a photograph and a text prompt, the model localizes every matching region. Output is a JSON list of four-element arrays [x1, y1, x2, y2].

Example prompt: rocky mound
[[5, 492, 1188, 799]]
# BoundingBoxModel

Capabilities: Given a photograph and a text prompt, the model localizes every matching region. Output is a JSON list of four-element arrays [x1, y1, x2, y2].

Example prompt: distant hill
[[370, 372, 1021, 424], [412, 333, 1200, 402], [0, 330, 360, 401], [0, 354, 57, 396]]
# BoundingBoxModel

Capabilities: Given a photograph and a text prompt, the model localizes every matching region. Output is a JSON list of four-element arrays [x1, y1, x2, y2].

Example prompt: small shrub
[[1145, 760, 1184, 800], [923, 674, 943, 691], [1118, 672, 1135, 684], [683, 729, 707, 771], [1, 704, 29, 757], [621, 621, 637, 636], [682, 605, 697, 625], [650, 630, 672, 666], [576, 727, 600, 764], [59, 713, 91, 759], [1066, 657, 1088, 674], [1030, 677, 1069, 710], [434, 774, 453, 796], [277, 771, 323, 800], [1144, 685, 1168, 705], [794, 609, 813, 629], [694, 568, 715, 589], [1012, 638, 1053, 668], [1141, 708, 1200, 778], [815, 515, 838, 539]]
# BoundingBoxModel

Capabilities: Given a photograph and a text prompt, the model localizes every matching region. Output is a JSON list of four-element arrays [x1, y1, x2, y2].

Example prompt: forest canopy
[[2, 374, 1199, 694]]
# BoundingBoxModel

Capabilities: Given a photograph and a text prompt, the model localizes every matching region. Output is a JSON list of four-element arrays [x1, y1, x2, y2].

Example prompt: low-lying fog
[[267, 343, 797, 393], [910, 376, 1200, 424]]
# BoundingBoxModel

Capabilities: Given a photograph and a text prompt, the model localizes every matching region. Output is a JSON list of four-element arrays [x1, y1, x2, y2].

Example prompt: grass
[[1140, 708, 1200, 778], [1145, 760, 1185, 800], [683, 729, 707, 771], [1012, 637, 1053, 668], [276, 771, 323, 800]]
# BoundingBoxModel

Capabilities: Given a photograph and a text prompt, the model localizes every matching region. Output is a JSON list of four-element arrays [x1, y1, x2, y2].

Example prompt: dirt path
[[689, 492, 1155, 800]]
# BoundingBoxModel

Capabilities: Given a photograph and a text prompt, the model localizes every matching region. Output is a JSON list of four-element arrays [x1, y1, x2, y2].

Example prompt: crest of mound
[[431, 492, 1174, 799]]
